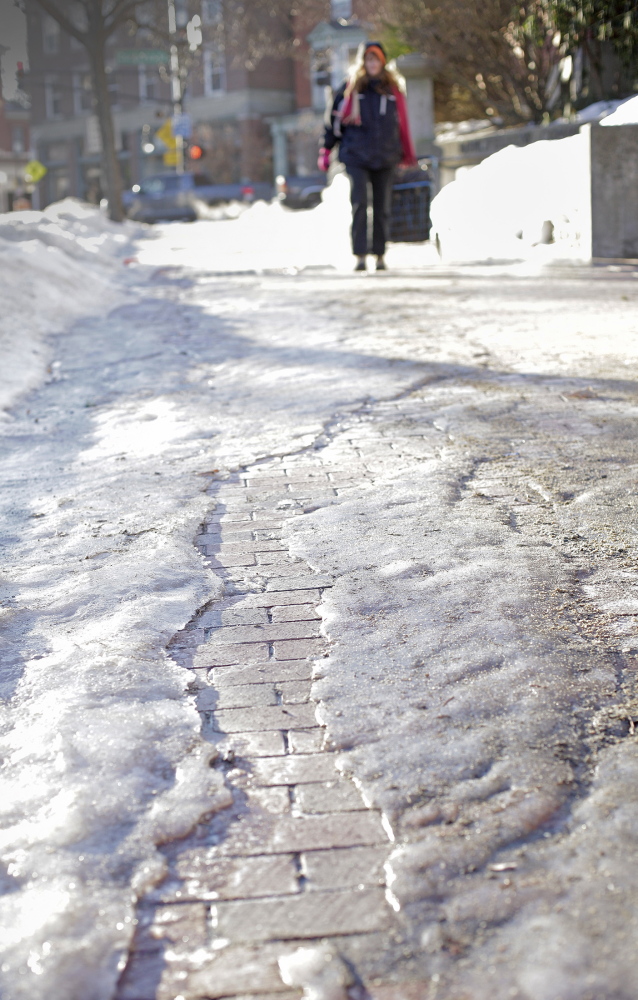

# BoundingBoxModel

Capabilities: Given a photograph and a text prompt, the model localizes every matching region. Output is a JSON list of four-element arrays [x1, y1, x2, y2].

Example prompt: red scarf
[[339, 84, 417, 168]]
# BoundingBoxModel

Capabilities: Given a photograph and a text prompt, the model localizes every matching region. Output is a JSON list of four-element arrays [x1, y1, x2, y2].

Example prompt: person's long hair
[[347, 44, 406, 95]]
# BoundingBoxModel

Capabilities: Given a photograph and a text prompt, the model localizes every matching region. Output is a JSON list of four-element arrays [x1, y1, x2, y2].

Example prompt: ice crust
[[0, 378, 231, 998], [285, 355, 638, 991]]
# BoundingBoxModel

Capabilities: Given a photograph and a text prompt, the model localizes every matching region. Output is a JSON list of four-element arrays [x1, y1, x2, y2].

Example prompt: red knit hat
[[364, 41, 387, 66]]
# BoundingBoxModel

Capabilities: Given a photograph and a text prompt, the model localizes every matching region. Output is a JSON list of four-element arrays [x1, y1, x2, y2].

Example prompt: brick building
[[24, 0, 297, 206], [24, 0, 429, 207], [270, 0, 370, 180]]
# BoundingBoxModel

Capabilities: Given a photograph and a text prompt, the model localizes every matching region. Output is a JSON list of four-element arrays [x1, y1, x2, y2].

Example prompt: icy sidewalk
[[113, 263, 638, 999], [116, 460, 396, 1000], [2, 202, 638, 999], [0, 224, 431, 1000]]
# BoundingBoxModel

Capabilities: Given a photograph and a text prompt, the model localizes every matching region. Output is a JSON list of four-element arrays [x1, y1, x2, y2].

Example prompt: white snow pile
[[0, 198, 136, 412], [279, 944, 353, 1000], [430, 100, 638, 264], [600, 93, 638, 126], [430, 132, 592, 263], [134, 172, 353, 273], [134, 172, 438, 273]]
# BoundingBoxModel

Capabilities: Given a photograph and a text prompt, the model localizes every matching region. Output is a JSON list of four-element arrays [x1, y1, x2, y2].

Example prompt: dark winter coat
[[324, 80, 403, 172]]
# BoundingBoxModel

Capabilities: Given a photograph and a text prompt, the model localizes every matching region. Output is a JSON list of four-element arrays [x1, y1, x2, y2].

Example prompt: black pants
[[347, 165, 394, 256]]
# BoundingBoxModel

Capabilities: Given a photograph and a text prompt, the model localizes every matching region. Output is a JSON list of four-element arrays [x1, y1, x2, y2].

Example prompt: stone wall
[[589, 123, 638, 260]]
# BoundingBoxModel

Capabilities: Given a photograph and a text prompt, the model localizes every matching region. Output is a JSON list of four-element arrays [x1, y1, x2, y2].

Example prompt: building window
[[73, 72, 93, 114], [331, 0, 352, 20], [175, 0, 189, 28], [47, 141, 68, 163], [12, 125, 27, 153], [69, 2, 86, 48], [45, 75, 63, 118], [312, 50, 332, 110], [138, 65, 159, 102], [107, 72, 119, 108], [50, 169, 70, 201], [42, 14, 61, 54], [202, 0, 222, 24], [203, 48, 225, 95], [136, 26, 155, 44]]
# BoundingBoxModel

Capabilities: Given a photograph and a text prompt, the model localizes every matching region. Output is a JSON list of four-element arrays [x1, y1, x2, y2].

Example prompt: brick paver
[[116, 458, 399, 1000], [302, 845, 388, 889], [212, 658, 314, 685], [211, 703, 318, 733], [213, 887, 389, 940]]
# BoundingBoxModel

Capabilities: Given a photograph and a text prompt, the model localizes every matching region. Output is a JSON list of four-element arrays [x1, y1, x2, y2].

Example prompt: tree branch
[[104, 0, 144, 32], [30, 0, 87, 45]]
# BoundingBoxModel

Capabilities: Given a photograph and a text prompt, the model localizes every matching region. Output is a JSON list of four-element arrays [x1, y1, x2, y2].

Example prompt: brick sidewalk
[[115, 450, 421, 1000]]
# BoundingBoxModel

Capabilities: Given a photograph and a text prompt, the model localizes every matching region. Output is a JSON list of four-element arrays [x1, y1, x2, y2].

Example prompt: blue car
[[122, 172, 272, 222]]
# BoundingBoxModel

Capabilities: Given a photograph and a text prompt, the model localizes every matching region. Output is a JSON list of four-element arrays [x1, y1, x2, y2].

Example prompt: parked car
[[276, 173, 327, 210], [122, 172, 273, 222]]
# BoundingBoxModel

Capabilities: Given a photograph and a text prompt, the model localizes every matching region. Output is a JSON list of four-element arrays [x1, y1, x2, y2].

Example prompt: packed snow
[[280, 276, 638, 995]]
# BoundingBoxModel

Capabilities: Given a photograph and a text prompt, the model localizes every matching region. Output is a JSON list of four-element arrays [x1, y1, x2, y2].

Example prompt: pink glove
[[317, 147, 331, 172]]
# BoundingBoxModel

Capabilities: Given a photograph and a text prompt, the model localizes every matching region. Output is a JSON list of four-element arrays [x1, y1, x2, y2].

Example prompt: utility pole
[[167, 0, 184, 173]]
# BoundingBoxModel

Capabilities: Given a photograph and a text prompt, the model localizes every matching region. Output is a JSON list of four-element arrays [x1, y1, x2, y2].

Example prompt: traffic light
[[188, 144, 204, 160]]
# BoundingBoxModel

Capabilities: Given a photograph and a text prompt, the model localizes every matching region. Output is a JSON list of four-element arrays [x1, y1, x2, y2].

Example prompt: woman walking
[[318, 41, 417, 271]]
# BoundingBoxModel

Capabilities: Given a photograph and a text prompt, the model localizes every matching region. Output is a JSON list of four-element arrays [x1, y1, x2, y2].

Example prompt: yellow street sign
[[163, 150, 179, 166], [156, 120, 176, 149], [24, 159, 47, 183]]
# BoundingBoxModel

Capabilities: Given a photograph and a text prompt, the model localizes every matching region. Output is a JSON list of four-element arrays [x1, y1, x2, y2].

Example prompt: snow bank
[[430, 132, 592, 263], [601, 94, 638, 126], [0, 199, 137, 413], [0, 200, 237, 999], [134, 172, 438, 273], [0, 296, 232, 999], [431, 98, 638, 264], [134, 173, 353, 272]]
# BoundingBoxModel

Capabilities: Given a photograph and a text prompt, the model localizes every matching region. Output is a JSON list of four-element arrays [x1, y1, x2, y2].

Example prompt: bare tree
[[376, 0, 566, 125], [213, 0, 326, 71], [28, 0, 164, 221], [376, 0, 638, 124], [553, 0, 638, 103]]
